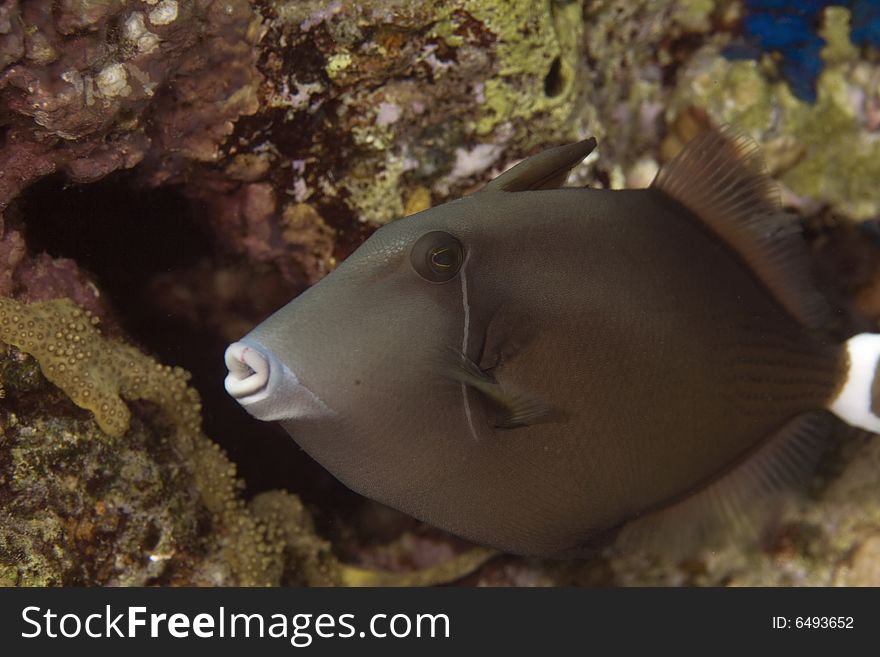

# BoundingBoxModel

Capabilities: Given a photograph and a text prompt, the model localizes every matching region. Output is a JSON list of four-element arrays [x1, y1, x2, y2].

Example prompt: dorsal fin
[[613, 411, 838, 557], [481, 139, 596, 192], [652, 127, 836, 331]]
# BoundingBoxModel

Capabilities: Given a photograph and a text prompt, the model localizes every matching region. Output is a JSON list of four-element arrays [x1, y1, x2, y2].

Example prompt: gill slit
[[459, 256, 479, 442]]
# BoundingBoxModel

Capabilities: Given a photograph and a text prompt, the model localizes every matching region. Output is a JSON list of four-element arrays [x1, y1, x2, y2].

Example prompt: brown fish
[[224, 128, 880, 556]]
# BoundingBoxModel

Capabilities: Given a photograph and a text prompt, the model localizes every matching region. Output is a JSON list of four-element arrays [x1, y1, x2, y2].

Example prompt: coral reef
[[0, 0, 264, 209], [732, 1, 880, 101], [734, 0, 832, 102], [0, 228, 105, 314], [0, 0, 719, 282], [0, 297, 200, 437], [0, 292, 304, 586], [669, 5, 880, 219], [0, 336, 279, 586]]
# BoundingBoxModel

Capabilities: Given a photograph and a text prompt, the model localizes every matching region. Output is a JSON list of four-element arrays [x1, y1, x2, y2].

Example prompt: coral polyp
[[0, 297, 200, 438]]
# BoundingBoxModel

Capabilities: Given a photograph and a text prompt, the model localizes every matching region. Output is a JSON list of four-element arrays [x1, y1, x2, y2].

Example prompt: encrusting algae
[[0, 296, 493, 586], [0, 297, 200, 438], [0, 297, 282, 585]]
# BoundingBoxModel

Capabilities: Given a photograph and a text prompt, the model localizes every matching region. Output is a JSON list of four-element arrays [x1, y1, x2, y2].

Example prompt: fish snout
[[223, 339, 333, 422], [224, 341, 271, 400]]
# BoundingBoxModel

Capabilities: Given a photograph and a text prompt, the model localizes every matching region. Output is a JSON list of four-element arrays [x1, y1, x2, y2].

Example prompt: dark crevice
[[543, 55, 565, 97], [15, 173, 380, 542]]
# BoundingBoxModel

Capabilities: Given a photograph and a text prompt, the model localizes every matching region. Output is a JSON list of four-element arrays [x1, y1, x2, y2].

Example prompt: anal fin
[[613, 411, 838, 557]]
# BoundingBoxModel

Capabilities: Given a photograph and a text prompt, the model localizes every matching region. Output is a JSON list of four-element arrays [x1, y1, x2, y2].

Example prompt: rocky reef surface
[[2, 0, 880, 586]]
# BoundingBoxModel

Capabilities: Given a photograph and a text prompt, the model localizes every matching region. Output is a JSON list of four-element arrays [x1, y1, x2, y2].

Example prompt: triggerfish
[[224, 128, 880, 557]]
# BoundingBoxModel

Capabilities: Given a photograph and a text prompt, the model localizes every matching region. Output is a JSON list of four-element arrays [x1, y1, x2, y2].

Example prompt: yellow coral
[[0, 297, 200, 438], [0, 296, 280, 585]]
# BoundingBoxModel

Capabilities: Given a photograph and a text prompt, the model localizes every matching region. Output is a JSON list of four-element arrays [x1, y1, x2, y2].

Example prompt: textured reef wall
[[3, 0, 880, 586], [0, 294, 340, 586]]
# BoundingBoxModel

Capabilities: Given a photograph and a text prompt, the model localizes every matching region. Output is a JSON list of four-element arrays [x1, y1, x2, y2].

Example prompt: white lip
[[224, 342, 271, 399], [223, 339, 333, 422]]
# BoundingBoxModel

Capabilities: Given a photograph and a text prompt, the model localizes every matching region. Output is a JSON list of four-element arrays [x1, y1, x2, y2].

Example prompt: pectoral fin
[[442, 349, 552, 429]]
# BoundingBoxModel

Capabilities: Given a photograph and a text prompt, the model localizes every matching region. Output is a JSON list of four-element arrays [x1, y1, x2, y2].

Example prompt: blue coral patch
[[727, 1, 880, 102]]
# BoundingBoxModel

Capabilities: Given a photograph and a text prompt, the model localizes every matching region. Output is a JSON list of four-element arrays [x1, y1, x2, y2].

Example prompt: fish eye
[[410, 231, 464, 283]]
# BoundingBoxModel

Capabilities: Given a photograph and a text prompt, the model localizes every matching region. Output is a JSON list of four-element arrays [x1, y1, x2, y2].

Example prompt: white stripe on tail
[[829, 333, 880, 433]]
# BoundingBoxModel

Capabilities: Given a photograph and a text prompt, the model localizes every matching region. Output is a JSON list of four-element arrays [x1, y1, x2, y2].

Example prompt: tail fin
[[829, 333, 880, 433]]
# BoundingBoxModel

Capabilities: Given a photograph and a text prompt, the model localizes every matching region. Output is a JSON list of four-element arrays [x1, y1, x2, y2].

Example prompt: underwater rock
[[0, 228, 106, 319], [0, 0, 263, 208], [732, 1, 880, 102], [180, 0, 604, 285], [2, 0, 714, 288], [734, 0, 831, 102], [0, 338, 281, 586], [0, 291, 329, 585], [0, 294, 289, 585], [669, 5, 880, 220]]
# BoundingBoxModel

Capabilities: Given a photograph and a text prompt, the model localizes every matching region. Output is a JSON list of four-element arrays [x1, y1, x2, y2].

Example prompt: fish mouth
[[224, 342, 271, 400], [223, 339, 333, 422]]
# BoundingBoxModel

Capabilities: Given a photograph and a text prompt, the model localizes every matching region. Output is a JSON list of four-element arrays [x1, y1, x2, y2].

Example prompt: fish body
[[225, 129, 879, 556]]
